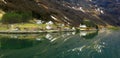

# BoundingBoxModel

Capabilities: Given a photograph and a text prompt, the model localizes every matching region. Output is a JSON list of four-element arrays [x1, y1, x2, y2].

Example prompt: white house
[[36, 20, 43, 24], [46, 25, 52, 30], [45, 21, 54, 30], [46, 21, 53, 25], [79, 24, 87, 28]]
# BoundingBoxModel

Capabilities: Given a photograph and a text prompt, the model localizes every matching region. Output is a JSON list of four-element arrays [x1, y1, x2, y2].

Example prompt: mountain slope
[[0, 0, 120, 27]]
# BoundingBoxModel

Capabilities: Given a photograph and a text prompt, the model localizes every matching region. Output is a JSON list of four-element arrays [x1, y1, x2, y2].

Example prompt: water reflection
[[0, 32, 76, 49], [80, 30, 98, 39], [0, 30, 120, 58], [0, 38, 34, 49]]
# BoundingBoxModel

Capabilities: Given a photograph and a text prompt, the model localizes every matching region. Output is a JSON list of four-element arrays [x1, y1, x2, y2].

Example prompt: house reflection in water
[[80, 30, 98, 39]]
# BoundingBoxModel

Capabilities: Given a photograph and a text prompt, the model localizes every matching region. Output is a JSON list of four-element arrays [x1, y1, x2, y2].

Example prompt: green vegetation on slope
[[1, 11, 32, 24]]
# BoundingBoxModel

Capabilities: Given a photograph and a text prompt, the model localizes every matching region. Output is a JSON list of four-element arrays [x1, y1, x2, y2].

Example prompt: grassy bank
[[107, 26, 120, 30], [0, 23, 68, 31]]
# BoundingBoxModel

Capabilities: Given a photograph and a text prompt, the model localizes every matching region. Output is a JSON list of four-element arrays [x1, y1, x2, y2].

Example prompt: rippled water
[[0, 30, 120, 58]]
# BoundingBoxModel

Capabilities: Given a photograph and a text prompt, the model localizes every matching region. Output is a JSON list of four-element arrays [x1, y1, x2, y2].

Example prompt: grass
[[108, 26, 120, 30], [0, 23, 59, 31], [0, 24, 9, 31], [0, 27, 8, 31]]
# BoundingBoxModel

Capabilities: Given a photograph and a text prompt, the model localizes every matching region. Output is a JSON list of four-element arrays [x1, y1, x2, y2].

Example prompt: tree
[[1, 12, 22, 24], [1, 12, 32, 24], [82, 19, 96, 28]]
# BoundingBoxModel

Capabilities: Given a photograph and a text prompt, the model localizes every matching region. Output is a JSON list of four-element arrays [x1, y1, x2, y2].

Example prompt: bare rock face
[[89, 0, 120, 26], [0, 0, 119, 27]]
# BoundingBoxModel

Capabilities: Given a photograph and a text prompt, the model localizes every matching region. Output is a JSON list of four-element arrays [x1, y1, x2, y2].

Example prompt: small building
[[45, 21, 54, 30], [36, 20, 43, 24], [79, 24, 87, 28], [79, 24, 87, 30], [46, 25, 52, 30], [46, 21, 53, 25]]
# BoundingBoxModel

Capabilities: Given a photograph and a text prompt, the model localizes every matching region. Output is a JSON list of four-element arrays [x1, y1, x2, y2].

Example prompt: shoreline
[[0, 30, 75, 34], [0, 29, 99, 34]]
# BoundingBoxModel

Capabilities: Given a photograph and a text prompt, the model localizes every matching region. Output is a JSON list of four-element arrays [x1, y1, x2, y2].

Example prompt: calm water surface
[[0, 30, 120, 58]]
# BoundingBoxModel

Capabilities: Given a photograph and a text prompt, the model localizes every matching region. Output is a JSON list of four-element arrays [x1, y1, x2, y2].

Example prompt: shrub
[[82, 20, 97, 28], [1, 12, 32, 24], [20, 12, 32, 22], [1, 12, 22, 24]]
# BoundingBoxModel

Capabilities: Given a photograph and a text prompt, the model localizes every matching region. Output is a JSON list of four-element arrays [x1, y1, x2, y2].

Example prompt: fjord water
[[0, 30, 120, 58]]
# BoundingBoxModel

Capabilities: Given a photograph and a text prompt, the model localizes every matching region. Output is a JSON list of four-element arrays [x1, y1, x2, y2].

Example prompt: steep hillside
[[0, 0, 120, 27]]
